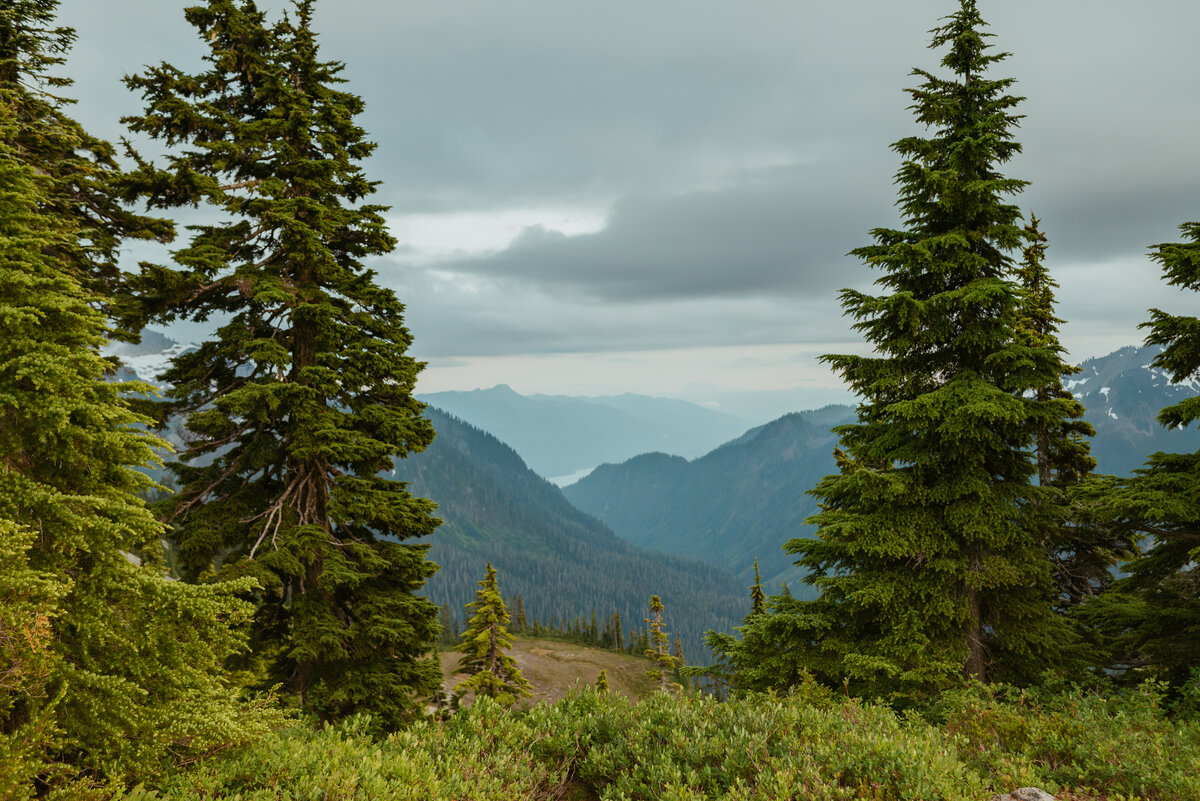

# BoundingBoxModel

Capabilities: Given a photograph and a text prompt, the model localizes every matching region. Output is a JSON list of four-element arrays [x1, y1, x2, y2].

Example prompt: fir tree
[[595, 669, 609, 693], [0, 15, 275, 788], [723, 1, 1074, 700], [1078, 222, 1200, 690], [454, 563, 532, 707], [644, 595, 681, 693], [1013, 215, 1133, 609], [514, 595, 527, 633], [747, 557, 766, 621], [119, 0, 442, 727]]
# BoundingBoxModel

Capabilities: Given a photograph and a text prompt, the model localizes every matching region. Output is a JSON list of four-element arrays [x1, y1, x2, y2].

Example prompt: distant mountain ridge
[[113, 333, 1199, 637], [415, 384, 752, 479], [564, 405, 855, 593], [1071, 345, 1200, 475]]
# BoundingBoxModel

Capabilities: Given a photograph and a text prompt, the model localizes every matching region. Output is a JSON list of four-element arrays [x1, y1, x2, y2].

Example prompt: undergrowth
[[121, 679, 1200, 801]]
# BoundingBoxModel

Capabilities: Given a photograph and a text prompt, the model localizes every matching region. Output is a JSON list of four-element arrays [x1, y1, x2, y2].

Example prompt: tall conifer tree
[[1013, 215, 1133, 609], [724, 1, 1073, 700], [120, 0, 442, 727], [0, 3, 274, 789], [1079, 222, 1200, 689]]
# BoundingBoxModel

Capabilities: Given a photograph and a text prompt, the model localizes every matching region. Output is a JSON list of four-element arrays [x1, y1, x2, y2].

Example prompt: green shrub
[[940, 681, 1200, 800], [122, 684, 1200, 801]]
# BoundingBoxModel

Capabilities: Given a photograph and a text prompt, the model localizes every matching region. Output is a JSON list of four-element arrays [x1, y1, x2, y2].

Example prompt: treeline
[[437, 595, 689, 664]]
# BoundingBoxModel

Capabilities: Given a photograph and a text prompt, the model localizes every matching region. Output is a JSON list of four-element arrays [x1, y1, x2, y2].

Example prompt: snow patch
[[1107, 409, 1119, 420], [117, 343, 196, 386]]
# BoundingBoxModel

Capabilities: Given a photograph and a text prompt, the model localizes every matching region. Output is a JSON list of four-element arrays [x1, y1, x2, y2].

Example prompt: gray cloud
[[434, 157, 893, 302], [55, 0, 1200, 366]]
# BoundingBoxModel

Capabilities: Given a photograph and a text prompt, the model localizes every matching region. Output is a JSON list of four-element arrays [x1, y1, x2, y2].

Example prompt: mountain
[[563, 405, 856, 594], [392, 407, 749, 651], [562, 345, 1200, 595], [415, 385, 752, 480], [105, 328, 195, 385], [1071, 345, 1200, 476]]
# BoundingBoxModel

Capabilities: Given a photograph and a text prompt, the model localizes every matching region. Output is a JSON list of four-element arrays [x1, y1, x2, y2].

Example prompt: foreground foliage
[[1, 2, 281, 794], [127, 683, 1200, 801]]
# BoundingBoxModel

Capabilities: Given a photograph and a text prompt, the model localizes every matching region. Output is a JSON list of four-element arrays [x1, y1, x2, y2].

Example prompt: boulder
[[989, 789, 1055, 801]]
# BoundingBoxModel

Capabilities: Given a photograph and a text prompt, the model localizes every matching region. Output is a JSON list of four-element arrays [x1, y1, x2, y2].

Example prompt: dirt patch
[[440, 637, 657, 706]]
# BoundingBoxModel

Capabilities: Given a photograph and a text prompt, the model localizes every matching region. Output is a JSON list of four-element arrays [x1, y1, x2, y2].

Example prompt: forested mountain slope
[[391, 407, 748, 650], [563, 406, 855, 592]]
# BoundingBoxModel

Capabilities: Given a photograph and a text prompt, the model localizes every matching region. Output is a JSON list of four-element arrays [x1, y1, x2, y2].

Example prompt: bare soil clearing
[[440, 636, 657, 706]]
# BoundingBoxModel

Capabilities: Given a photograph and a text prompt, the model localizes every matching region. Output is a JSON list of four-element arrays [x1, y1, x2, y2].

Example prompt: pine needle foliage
[[0, 12, 277, 788], [119, 0, 442, 728], [718, 0, 1077, 702], [454, 564, 533, 708], [0, 0, 169, 340]]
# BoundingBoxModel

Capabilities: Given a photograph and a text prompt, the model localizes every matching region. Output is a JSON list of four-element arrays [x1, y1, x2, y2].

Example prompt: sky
[[57, 0, 1200, 420]]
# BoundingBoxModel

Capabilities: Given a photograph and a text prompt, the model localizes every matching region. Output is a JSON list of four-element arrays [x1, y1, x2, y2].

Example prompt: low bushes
[[124, 680, 1200, 801]]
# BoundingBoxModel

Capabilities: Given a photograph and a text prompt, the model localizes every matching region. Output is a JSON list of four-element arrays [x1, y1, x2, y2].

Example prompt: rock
[[989, 789, 1055, 801]]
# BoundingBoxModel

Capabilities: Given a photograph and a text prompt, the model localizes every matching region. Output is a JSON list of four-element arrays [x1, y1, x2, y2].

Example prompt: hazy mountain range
[[416, 384, 753, 480], [113, 333, 1199, 642], [564, 405, 853, 593]]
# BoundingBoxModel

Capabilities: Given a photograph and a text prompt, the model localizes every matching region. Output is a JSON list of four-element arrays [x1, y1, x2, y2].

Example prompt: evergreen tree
[[0, 522, 62, 796], [644, 595, 681, 693], [119, 0, 442, 727], [595, 669, 609, 693], [611, 611, 623, 654], [515, 595, 527, 633], [1078, 222, 1200, 689], [0, 0, 168, 338], [721, 1, 1074, 701], [454, 563, 532, 707], [747, 557, 766, 621], [0, 16, 275, 789], [1013, 215, 1133, 608]]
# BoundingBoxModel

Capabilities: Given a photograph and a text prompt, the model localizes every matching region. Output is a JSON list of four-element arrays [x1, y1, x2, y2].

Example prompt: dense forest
[[1, 0, 1198, 798]]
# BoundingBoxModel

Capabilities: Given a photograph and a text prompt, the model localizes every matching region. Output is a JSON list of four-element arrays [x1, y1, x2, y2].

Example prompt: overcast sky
[[57, 0, 1199, 417]]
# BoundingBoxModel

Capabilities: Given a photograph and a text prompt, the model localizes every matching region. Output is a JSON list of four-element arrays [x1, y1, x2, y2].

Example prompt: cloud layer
[[57, 0, 1200, 391]]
